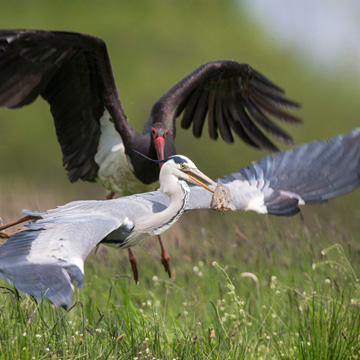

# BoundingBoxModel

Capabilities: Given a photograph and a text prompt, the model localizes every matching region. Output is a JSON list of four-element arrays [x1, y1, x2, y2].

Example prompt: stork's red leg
[[128, 248, 138, 284], [158, 235, 171, 278]]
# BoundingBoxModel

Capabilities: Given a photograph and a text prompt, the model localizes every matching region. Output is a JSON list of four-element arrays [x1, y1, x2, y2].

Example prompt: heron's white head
[[159, 155, 216, 196]]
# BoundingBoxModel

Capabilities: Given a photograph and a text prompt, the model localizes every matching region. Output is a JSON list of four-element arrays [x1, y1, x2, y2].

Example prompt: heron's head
[[151, 123, 169, 167], [160, 155, 216, 193]]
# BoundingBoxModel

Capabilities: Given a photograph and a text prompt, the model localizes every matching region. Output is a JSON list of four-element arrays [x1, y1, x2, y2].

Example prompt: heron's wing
[[0, 197, 146, 308], [0, 29, 132, 182], [149, 60, 301, 151], [187, 128, 360, 215]]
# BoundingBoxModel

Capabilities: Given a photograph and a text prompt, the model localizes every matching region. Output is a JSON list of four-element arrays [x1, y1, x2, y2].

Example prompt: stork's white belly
[[94, 111, 158, 196]]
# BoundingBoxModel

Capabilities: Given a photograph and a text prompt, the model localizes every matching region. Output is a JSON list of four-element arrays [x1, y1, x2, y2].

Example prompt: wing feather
[[150, 60, 301, 150], [187, 128, 360, 215], [0, 30, 131, 182]]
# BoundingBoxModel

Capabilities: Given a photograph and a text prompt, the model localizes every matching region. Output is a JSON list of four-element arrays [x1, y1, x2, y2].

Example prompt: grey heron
[[0, 29, 301, 280], [0, 128, 359, 308]]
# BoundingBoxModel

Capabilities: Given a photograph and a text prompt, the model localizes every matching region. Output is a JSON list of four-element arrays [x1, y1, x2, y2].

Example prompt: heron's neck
[[140, 176, 190, 236]]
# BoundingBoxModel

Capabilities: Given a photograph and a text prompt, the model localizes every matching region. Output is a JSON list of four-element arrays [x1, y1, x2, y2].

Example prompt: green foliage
[[1, 203, 360, 359]]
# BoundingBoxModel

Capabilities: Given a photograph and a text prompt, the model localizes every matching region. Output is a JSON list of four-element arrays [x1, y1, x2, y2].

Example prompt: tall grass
[[1, 196, 359, 359]]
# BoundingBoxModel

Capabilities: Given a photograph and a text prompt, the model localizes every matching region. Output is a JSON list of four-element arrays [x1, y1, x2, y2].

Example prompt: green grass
[[1, 197, 360, 359], [0, 1, 360, 358]]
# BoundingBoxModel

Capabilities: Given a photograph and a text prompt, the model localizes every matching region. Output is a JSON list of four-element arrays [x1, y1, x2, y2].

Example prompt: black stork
[[0, 29, 301, 282]]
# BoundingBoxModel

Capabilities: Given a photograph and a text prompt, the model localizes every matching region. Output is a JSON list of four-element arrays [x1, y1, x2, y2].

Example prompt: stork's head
[[159, 155, 216, 194], [151, 123, 168, 167]]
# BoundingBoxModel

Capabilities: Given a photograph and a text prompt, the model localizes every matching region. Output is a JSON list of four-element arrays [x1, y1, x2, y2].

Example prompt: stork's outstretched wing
[[187, 128, 360, 214], [0, 29, 131, 182], [150, 60, 301, 151]]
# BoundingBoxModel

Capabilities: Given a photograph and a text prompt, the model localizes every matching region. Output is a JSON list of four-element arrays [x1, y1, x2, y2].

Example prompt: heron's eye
[[180, 163, 187, 170], [151, 128, 157, 138]]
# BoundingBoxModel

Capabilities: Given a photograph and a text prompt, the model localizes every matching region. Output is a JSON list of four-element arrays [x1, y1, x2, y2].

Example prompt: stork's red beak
[[154, 137, 165, 167]]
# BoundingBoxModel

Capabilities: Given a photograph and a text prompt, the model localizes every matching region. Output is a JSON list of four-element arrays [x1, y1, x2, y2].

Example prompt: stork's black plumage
[[0, 29, 301, 195]]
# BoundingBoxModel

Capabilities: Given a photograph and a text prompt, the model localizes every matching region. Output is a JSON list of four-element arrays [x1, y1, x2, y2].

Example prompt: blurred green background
[[0, 0, 359, 208]]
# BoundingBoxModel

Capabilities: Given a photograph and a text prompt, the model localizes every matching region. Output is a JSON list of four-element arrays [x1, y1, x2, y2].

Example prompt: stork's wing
[[0, 30, 131, 182], [149, 60, 301, 151], [0, 196, 158, 308], [187, 128, 360, 214]]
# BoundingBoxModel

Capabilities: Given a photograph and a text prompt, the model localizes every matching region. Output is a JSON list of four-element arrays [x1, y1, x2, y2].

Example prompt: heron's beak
[[184, 168, 216, 193], [154, 137, 165, 168]]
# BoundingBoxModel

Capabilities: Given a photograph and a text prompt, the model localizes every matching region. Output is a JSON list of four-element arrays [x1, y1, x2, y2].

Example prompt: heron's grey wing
[[0, 29, 131, 182], [187, 128, 360, 215], [148, 60, 301, 151], [0, 198, 138, 308]]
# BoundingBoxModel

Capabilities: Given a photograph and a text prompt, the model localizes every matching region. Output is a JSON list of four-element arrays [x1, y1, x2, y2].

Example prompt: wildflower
[[152, 275, 159, 282], [325, 279, 331, 285], [116, 335, 125, 343], [270, 276, 277, 289], [35, 334, 41, 338]]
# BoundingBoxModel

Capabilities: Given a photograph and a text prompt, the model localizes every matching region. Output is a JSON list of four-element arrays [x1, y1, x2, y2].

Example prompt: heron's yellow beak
[[184, 168, 216, 193]]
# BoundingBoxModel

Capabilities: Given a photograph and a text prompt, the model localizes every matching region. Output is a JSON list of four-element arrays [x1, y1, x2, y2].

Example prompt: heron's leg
[[158, 235, 171, 278], [0, 215, 39, 232], [128, 248, 139, 284]]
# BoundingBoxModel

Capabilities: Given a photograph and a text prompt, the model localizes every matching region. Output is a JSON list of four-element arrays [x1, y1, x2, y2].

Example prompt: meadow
[[0, 190, 360, 359], [0, 1, 360, 359]]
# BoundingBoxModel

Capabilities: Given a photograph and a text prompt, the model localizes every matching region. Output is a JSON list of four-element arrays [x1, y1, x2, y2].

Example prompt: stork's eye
[[164, 129, 169, 139], [151, 128, 157, 138]]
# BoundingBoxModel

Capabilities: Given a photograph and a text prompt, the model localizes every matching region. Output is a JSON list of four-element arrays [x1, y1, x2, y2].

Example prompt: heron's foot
[[128, 248, 138, 284], [106, 191, 115, 200], [0, 231, 11, 239], [161, 253, 172, 278], [158, 235, 171, 278]]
